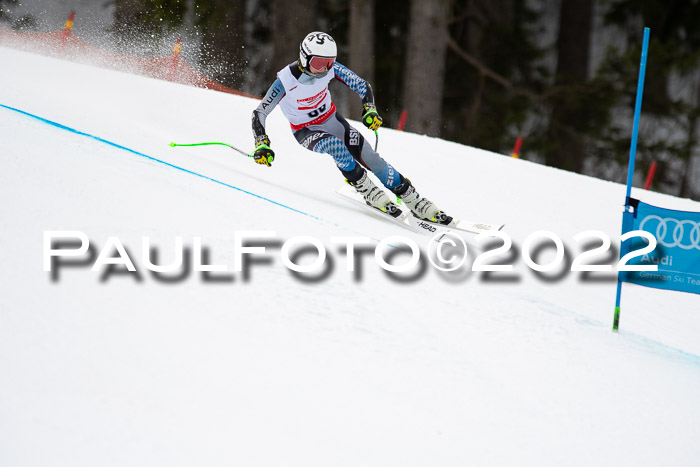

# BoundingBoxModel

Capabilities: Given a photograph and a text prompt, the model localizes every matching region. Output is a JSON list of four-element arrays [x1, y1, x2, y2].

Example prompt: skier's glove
[[252, 134, 274, 167], [362, 104, 383, 131]]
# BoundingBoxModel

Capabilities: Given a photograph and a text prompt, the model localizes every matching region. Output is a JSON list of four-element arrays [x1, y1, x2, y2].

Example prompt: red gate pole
[[168, 37, 182, 82], [644, 161, 657, 190], [62, 12, 75, 50], [397, 110, 408, 131], [511, 136, 523, 158]]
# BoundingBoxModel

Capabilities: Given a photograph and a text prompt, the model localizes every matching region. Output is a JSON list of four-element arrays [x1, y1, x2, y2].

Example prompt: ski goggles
[[309, 56, 335, 71]]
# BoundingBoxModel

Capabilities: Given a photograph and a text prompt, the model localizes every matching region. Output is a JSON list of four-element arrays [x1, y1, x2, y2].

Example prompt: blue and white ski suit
[[252, 61, 402, 188]]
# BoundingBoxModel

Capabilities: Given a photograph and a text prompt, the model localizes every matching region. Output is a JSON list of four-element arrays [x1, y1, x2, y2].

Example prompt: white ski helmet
[[299, 31, 337, 77]]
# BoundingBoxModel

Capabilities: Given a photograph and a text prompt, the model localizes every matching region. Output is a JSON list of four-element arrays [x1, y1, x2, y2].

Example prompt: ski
[[336, 185, 504, 235], [406, 213, 504, 235]]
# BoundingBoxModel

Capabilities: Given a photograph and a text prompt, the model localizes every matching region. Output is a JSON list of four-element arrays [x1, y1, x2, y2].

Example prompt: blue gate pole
[[614, 27, 650, 332]]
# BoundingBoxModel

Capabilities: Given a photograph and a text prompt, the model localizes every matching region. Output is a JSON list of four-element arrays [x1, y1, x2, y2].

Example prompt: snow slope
[[1, 46, 700, 467]]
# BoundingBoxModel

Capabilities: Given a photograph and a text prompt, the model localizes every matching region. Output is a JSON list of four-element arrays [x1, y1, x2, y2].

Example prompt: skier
[[251, 31, 452, 224]]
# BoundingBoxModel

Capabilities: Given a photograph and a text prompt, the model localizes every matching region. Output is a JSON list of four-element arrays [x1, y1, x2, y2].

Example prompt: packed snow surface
[[1, 46, 700, 466]]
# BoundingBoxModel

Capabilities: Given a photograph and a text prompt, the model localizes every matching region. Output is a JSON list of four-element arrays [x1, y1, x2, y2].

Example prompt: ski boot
[[348, 171, 402, 218], [391, 178, 453, 225]]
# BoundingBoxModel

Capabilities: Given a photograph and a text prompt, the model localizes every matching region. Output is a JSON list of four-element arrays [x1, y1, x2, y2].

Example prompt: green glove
[[362, 103, 383, 131], [252, 134, 274, 167]]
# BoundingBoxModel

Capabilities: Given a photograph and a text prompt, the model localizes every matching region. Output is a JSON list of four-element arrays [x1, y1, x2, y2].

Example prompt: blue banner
[[621, 199, 700, 295]]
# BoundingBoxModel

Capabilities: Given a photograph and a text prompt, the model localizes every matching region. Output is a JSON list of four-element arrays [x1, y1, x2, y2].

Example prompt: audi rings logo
[[639, 215, 700, 250]]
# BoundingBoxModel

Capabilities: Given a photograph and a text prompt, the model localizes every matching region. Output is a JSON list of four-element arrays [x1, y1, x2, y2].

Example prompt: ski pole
[[374, 130, 379, 152], [169, 141, 251, 157]]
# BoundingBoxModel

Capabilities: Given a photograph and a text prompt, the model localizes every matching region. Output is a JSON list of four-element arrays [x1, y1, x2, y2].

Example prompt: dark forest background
[[2, 0, 699, 200]]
